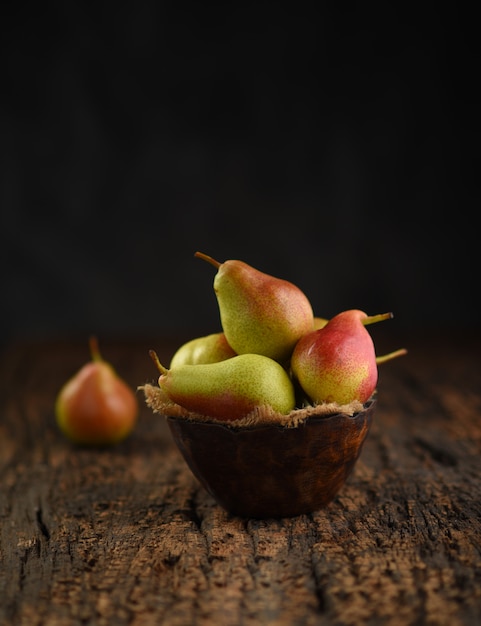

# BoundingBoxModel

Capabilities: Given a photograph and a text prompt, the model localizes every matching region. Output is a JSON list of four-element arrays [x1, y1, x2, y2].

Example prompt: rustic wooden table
[[1, 331, 480, 626]]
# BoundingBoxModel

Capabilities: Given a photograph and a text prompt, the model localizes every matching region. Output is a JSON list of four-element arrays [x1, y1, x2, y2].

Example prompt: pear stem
[[363, 312, 394, 326], [194, 251, 221, 269], [376, 348, 408, 365], [89, 336, 103, 362], [149, 350, 169, 376]]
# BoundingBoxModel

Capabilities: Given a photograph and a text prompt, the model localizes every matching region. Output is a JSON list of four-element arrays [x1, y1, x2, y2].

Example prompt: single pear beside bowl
[[169, 332, 236, 368], [150, 351, 296, 422], [195, 251, 314, 364], [55, 337, 138, 446], [291, 309, 406, 405]]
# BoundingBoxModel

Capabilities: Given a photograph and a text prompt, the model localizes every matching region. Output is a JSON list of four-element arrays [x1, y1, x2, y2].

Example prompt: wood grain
[[1, 333, 480, 625]]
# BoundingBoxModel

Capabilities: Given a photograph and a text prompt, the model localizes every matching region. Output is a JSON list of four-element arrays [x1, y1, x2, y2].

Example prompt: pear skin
[[152, 352, 296, 421], [313, 316, 329, 330], [170, 332, 236, 368], [195, 252, 314, 363], [56, 337, 138, 445], [291, 310, 393, 405]]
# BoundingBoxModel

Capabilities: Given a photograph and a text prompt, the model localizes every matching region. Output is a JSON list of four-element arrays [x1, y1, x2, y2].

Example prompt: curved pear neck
[[195, 251, 221, 269]]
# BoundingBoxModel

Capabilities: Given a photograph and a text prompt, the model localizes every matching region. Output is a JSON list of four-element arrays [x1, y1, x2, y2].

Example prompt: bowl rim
[[166, 397, 377, 433]]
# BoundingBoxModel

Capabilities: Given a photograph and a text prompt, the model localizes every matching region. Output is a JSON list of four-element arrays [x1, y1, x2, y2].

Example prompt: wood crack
[[36, 506, 51, 541], [1, 337, 480, 626]]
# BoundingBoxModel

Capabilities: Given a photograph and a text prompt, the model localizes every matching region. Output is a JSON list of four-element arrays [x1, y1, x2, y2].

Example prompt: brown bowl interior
[[167, 399, 375, 519]]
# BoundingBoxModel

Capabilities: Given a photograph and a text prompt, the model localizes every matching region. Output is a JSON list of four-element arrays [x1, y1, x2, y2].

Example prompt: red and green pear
[[291, 310, 406, 405], [195, 252, 314, 363], [150, 351, 296, 422], [55, 337, 138, 445]]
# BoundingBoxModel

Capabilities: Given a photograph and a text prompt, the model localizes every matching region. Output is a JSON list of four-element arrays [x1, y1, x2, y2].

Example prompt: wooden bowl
[[166, 399, 375, 519]]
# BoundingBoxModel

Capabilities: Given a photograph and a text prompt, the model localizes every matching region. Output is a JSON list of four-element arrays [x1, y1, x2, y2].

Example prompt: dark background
[[0, 4, 475, 346]]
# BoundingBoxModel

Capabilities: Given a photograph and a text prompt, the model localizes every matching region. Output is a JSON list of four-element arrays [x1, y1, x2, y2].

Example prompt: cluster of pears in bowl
[[143, 252, 406, 519]]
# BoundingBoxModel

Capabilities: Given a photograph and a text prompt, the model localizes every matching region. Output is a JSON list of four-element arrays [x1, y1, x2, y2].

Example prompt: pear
[[195, 252, 314, 363], [291, 310, 406, 405], [55, 337, 138, 445], [313, 316, 329, 329], [312, 315, 405, 364], [169, 332, 236, 368], [150, 351, 296, 421]]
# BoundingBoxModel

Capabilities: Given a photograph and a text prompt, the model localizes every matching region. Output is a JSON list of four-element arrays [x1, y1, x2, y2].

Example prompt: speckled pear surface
[[291, 309, 386, 405], [158, 353, 296, 421], [195, 252, 314, 363]]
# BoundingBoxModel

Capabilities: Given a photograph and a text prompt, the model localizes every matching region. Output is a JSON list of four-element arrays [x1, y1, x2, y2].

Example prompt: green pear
[[291, 310, 406, 405], [150, 351, 296, 421], [170, 332, 236, 368], [195, 252, 314, 363]]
